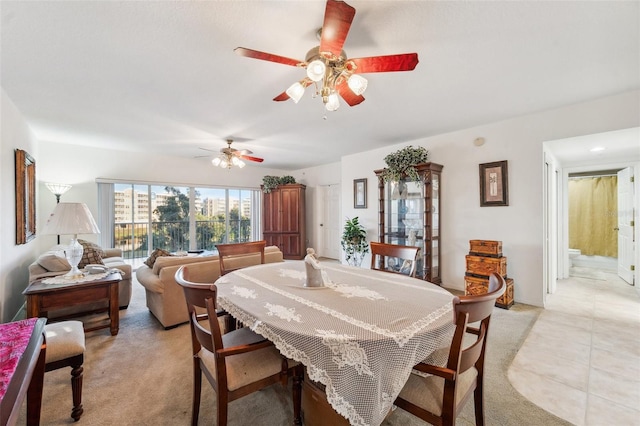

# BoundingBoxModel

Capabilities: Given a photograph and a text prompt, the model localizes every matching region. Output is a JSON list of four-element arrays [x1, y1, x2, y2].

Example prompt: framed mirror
[[15, 149, 36, 244]]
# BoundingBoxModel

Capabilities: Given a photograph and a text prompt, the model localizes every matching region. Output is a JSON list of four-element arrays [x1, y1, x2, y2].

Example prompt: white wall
[[289, 162, 341, 251], [1, 89, 41, 322], [340, 91, 640, 307]]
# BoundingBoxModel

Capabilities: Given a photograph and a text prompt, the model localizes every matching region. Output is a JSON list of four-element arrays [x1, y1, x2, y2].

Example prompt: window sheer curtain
[[97, 182, 115, 248], [568, 176, 617, 257]]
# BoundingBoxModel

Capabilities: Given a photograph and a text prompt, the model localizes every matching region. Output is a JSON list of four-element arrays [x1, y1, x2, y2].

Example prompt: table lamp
[[41, 202, 100, 278]]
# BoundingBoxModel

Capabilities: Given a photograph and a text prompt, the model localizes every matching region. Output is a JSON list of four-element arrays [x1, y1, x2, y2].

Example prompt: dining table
[[215, 261, 456, 426]]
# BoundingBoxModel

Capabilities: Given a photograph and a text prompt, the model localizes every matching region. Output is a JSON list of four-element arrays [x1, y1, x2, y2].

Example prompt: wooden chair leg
[[474, 384, 485, 426], [70, 361, 84, 421], [292, 365, 303, 426], [192, 360, 202, 426], [217, 391, 228, 426]]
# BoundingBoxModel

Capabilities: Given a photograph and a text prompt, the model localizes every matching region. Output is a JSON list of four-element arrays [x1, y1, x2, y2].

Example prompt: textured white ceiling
[[2, 1, 639, 170]]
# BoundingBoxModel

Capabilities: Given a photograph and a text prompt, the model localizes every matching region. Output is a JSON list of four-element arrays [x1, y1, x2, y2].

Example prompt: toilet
[[568, 248, 581, 267]]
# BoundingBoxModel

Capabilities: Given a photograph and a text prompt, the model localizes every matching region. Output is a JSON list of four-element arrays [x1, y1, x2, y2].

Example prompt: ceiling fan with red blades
[[234, 0, 419, 112], [199, 139, 264, 169]]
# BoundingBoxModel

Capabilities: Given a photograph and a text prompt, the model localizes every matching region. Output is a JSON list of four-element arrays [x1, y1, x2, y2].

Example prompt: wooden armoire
[[262, 184, 306, 259]]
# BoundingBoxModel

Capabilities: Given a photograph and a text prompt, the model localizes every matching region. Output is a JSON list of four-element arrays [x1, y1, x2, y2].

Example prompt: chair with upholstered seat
[[370, 241, 420, 278], [215, 240, 267, 331], [43, 320, 86, 421], [216, 240, 266, 276], [175, 265, 302, 426], [394, 273, 506, 426]]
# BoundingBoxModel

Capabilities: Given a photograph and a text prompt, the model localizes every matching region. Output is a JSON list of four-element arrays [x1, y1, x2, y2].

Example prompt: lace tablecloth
[[216, 262, 455, 426]]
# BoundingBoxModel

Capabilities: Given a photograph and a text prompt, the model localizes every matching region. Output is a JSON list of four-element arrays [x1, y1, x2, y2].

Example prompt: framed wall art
[[354, 178, 367, 209], [479, 160, 509, 207], [15, 149, 36, 244]]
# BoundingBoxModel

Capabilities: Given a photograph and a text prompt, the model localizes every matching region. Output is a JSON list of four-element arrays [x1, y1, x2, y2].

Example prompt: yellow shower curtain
[[568, 176, 617, 257]]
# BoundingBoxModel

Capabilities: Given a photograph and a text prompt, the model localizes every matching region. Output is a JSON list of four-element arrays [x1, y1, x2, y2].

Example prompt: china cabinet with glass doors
[[374, 163, 443, 284]]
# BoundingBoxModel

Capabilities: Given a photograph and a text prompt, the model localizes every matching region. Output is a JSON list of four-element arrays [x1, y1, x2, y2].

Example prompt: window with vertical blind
[[97, 181, 261, 259]]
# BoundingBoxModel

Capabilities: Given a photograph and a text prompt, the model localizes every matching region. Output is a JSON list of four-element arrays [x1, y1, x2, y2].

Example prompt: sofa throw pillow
[[144, 249, 172, 268], [77, 239, 105, 269], [37, 251, 71, 272]]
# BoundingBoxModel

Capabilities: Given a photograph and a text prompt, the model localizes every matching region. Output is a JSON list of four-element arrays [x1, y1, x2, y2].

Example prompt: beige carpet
[[19, 277, 571, 426]]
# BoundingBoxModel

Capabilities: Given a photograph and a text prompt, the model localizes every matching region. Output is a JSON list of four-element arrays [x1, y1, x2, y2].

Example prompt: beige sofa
[[136, 246, 284, 329], [28, 247, 133, 309]]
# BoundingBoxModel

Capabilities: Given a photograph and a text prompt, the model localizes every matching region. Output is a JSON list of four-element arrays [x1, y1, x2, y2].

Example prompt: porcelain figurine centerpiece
[[304, 248, 330, 287]]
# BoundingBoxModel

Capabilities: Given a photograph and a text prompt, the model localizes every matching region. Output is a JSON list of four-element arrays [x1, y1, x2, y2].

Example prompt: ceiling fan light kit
[[206, 139, 261, 169], [235, 0, 419, 113]]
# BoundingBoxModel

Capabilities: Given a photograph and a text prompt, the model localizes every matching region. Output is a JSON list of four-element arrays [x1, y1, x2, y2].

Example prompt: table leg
[[26, 341, 46, 426], [26, 295, 40, 318], [109, 282, 119, 336]]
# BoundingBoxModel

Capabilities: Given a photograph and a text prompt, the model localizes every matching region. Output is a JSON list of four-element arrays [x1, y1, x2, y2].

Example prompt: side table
[[23, 271, 122, 336]]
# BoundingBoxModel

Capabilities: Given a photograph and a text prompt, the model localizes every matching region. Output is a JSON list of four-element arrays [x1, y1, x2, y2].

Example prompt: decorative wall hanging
[[15, 149, 36, 244], [479, 160, 509, 207], [354, 178, 367, 208]]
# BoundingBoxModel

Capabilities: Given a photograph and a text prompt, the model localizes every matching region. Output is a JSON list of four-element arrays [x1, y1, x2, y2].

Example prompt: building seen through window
[[112, 184, 260, 259]]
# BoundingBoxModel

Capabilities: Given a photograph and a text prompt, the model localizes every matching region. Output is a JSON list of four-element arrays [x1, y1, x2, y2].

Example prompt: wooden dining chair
[[175, 265, 302, 426], [43, 321, 86, 422], [216, 240, 266, 276], [370, 241, 420, 278], [394, 273, 506, 426]]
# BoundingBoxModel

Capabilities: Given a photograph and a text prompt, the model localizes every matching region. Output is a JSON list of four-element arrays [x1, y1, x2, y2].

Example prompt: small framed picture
[[479, 160, 509, 207], [354, 178, 367, 209]]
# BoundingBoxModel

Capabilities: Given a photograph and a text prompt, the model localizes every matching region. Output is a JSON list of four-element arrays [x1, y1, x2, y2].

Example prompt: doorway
[[318, 184, 341, 260], [543, 127, 640, 302], [567, 171, 619, 281]]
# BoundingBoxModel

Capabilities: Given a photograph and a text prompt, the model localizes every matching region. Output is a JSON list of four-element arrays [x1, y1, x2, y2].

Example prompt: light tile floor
[[508, 270, 640, 425]]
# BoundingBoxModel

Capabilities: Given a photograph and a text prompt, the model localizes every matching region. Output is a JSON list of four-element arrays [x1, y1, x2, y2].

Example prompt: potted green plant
[[261, 175, 296, 193], [341, 217, 369, 267], [379, 145, 429, 184]]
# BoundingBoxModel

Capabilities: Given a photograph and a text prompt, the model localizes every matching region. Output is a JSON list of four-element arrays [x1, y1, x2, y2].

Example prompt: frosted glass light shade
[[325, 93, 340, 111], [306, 60, 326, 82], [286, 82, 305, 103], [45, 182, 72, 196], [41, 202, 100, 236], [347, 74, 368, 95], [212, 157, 221, 166]]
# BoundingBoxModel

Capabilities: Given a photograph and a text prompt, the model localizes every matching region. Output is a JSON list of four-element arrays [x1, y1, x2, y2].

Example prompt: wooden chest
[[465, 255, 507, 278], [464, 276, 514, 309], [469, 240, 503, 257]]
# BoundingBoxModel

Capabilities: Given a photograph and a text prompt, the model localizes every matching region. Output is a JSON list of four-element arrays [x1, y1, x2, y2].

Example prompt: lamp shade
[[41, 202, 100, 236], [325, 93, 340, 111], [45, 182, 72, 196], [286, 82, 306, 103], [306, 59, 326, 82], [347, 74, 368, 96]]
